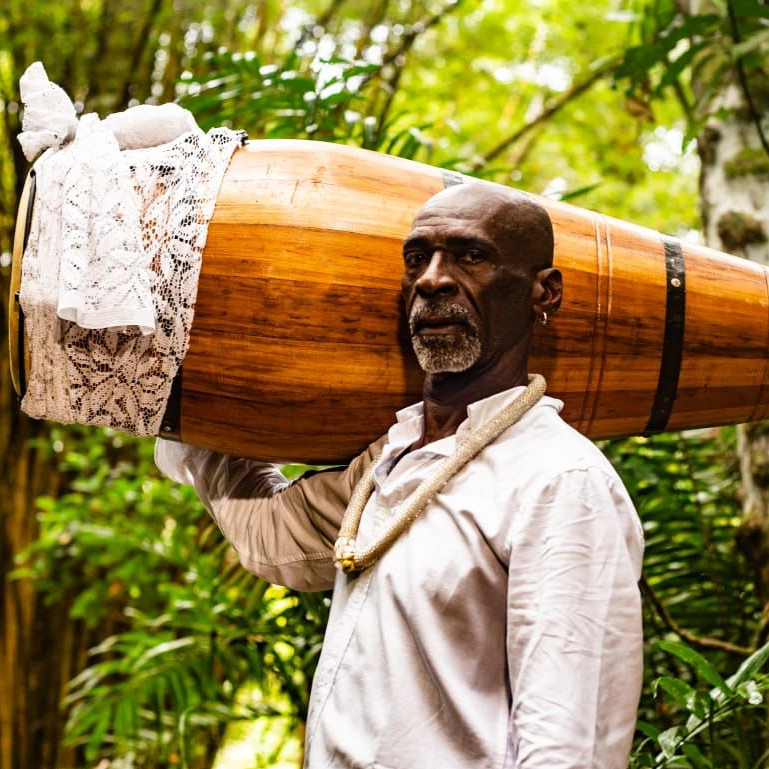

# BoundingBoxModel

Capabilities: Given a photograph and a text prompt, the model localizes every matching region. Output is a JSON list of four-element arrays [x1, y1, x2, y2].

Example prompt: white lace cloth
[[17, 62, 246, 435]]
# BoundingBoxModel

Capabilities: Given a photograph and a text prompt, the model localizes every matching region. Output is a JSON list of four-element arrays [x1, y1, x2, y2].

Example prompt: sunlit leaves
[[631, 640, 769, 768], [613, 1, 769, 145], [178, 48, 382, 145]]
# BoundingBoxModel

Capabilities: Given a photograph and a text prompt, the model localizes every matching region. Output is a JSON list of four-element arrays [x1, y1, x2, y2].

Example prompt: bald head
[[412, 183, 555, 276], [401, 180, 563, 381]]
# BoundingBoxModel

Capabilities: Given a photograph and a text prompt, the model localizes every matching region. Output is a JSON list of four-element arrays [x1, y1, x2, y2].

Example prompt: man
[[156, 182, 644, 768]]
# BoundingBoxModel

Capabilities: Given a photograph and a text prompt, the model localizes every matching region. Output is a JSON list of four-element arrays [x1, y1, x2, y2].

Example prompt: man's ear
[[532, 267, 563, 320]]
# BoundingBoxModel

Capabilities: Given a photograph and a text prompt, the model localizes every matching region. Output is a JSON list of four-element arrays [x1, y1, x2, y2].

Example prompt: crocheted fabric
[[19, 122, 245, 435]]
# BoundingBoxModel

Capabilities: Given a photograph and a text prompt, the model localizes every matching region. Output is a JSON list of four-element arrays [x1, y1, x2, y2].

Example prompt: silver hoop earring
[[539, 311, 548, 326]]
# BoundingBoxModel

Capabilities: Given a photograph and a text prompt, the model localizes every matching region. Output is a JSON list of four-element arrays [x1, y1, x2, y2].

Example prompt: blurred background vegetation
[[1, 1, 769, 767]]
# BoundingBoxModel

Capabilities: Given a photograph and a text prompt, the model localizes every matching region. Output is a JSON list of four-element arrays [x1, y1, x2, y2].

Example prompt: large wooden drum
[[9, 139, 769, 463]]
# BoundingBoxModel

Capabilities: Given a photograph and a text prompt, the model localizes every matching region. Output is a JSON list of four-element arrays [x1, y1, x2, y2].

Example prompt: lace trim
[[19, 109, 245, 434]]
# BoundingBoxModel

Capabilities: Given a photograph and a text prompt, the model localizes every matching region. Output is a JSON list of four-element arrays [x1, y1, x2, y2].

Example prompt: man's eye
[[404, 252, 426, 268], [461, 249, 484, 264]]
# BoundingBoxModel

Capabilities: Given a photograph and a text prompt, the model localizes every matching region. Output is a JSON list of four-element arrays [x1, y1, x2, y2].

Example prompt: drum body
[[10, 139, 769, 463]]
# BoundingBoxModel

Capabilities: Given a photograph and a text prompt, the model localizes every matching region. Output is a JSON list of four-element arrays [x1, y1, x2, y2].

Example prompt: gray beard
[[409, 299, 482, 373]]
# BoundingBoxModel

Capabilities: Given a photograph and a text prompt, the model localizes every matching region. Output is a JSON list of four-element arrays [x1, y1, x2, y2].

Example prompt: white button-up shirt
[[156, 386, 644, 769]]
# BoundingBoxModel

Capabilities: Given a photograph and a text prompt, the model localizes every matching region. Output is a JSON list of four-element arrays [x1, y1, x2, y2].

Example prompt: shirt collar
[[384, 384, 564, 462]]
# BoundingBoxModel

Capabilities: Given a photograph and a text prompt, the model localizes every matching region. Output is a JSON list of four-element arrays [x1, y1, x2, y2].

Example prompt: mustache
[[408, 298, 478, 333]]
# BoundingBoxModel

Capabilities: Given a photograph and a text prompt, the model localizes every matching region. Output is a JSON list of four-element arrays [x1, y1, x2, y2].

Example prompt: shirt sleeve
[[506, 466, 644, 769], [154, 437, 385, 591]]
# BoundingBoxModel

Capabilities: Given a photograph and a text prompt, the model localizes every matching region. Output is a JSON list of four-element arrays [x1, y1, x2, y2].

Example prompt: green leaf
[[655, 41, 708, 94], [735, 679, 765, 706], [656, 640, 732, 695], [655, 676, 698, 710], [732, 28, 769, 59], [680, 741, 712, 769], [658, 725, 685, 759], [84, 706, 111, 760], [727, 640, 769, 687], [635, 719, 661, 740], [132, 637, 197, 670]]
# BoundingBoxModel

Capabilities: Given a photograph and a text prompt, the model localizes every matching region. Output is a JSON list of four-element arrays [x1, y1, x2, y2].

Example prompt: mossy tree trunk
[[691, 4, 769, 640]]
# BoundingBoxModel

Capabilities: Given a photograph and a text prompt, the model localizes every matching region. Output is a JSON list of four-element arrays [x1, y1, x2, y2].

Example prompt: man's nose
[[414, 252, 457, 296]]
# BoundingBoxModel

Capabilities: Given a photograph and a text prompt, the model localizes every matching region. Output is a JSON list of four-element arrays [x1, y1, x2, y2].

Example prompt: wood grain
[[11, 139, 769, 463]]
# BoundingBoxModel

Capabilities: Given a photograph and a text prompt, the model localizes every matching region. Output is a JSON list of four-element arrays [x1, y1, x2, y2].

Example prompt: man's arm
[[155, 438, 385, 591], [506, 466, 644, 769]]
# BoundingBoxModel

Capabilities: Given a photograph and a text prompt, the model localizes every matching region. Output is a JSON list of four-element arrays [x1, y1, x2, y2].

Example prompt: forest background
[[2, 0, 769, 768]]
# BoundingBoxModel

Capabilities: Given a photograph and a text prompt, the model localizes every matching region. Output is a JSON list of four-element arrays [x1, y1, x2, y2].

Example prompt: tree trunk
[[695, 43, 769, 634]]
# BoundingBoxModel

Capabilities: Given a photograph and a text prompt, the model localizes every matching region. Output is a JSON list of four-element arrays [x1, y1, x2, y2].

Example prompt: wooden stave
[[10, 139, 769, 463], [184, 142, 439, 462]]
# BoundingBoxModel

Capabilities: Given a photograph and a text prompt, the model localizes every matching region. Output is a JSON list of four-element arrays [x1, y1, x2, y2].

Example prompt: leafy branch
[[725, 0, 769, 158], [467, 53, 622, 172], [641, 574, 752, 656]]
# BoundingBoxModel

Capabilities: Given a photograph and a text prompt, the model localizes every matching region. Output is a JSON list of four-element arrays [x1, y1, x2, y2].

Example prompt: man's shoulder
[[496, 397, 623, 488]]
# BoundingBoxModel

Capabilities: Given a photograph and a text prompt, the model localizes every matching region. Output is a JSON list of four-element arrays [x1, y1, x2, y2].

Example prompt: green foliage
[[604, 430, 758, 651], [177, 41, 438, 162], [614, 0, 769, 145], [179, 50, 377, 141], [631, 640, 769, 768], [604, 430, 767, 766], [14, 427, 329, 767]]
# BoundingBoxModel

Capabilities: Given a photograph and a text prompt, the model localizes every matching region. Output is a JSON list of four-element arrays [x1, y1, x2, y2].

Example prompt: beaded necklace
[[333, 374, 546, 574]]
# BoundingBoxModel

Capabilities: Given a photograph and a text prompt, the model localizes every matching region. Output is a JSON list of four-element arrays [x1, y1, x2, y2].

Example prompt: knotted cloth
[[17, 62, 246, 436]]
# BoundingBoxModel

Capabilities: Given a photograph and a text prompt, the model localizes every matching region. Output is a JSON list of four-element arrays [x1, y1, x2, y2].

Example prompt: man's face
[[401, 186, 537, 375]]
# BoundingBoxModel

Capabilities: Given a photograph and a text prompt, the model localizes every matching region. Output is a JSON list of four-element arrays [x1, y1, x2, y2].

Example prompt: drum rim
[[9, 169, 35, 399]]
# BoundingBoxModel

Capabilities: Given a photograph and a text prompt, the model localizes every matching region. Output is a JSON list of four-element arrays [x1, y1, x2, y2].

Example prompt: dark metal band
[[159, 365, 183, 441], [15, 169, 37, 400], [14, 292, 25, 398], [644, 236, 686, 435]]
